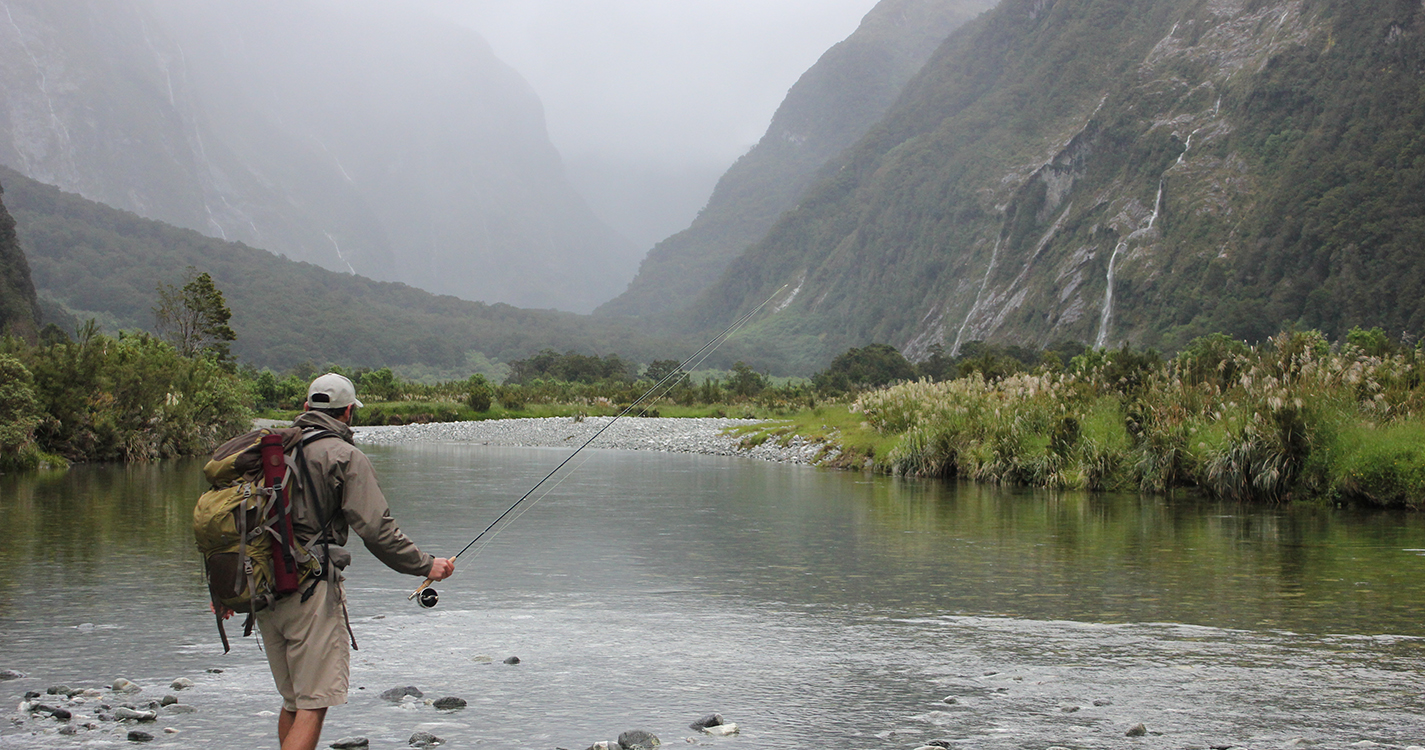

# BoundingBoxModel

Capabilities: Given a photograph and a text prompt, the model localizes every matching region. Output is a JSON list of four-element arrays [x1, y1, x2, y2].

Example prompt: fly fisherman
[[258, 373, 455, 750]]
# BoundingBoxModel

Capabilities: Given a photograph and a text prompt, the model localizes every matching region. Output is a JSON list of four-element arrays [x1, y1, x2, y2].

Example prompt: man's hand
[[427, 558, 455, 581], [210, 602, 236, 620]]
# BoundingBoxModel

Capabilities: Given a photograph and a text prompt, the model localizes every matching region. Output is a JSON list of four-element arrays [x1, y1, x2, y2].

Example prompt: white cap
[[306, 373, 364, 410]]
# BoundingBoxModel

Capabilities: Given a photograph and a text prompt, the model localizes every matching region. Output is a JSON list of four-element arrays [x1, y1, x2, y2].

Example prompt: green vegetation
[[0, 180, 40, 338], [824, 329, 1425, 508]]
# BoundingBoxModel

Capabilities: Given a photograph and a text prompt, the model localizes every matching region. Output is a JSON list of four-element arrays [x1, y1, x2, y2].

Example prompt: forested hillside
[[0, 0, 637, 312], [0, 181, 38, 337], [685, 0, 1425, 372], [0, 166, 671, 373], [597, 0, 994, 319]]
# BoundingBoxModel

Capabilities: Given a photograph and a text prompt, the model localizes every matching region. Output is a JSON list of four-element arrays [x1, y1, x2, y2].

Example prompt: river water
[[2, 444, 1424, 749]]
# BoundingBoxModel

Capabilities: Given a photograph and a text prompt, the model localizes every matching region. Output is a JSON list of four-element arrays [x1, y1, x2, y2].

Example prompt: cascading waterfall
[[952, 236, 1004, 355], [1095, 181, 1163, 348], [3, 1, 73, 171]]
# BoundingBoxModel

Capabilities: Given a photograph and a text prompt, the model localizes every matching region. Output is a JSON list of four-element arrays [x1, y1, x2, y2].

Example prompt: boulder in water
[[618, 729, 660, 749], [127, 729, 154, 742], [689, 714, 723, 730], [409, 731, 444, 747], [170, 678, 194, 690], [0, 669, 25, 680], [112, 678, 143, 694], [432, 696, 466, 710], [701, 724, 739, 736], [330, 738, 370, 749], [379, 686, 423, 701], [503, 656, 521, 665], [114, 707, 158, 722], [1126, 723, 1147, 737], [160, 695, 178, 706]]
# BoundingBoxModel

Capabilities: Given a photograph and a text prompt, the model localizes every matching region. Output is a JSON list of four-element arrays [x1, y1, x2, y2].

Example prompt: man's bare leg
[[277, 707, 327, 750]]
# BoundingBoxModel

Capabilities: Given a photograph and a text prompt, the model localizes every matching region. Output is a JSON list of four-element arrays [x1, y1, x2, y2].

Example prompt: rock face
[[683, 0, 1425, 371], [0, 0, 637, 312], [0, 179, 39, 337], [599, 0, 994, 320]]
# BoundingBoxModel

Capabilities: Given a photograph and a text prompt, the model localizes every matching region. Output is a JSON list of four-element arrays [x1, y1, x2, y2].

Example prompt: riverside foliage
[[854, 330, 1425, 507]]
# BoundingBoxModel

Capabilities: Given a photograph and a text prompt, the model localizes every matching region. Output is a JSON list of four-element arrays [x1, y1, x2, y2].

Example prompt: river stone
[[58, 723, 78, 735], [1094, 699, 1113, 706], [1126, 723, 1148, 737], [0, 669, 25, 680], [689, 713, 723, 730], [23, 690, 41, 700], [503, 656, 521, 665], [160, 695, 178, 706], [701, 723, 739, 736], [409, 731, 443, 747], [618, 729, 660, 749], [113, 678, 143, 694], [127, 729, 154, 742], [586, 743, 618, 750], [46, 685, 75, 696], [206, 668, 223, 674], [115, 707, 158, 721], [330, 738, 370, 749], [165, 704, 197, 714], [925, 742, 954, 749], [379, 686, 423, 701], [432, 696, 467, 710], [170, 678, 194, 690], [942, 696, 958, 704]]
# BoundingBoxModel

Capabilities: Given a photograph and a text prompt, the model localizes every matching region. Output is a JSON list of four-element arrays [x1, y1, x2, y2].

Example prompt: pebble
[[58, 723, 78, 735], [617, 729, 660, 749], [170, 678, 194, 690], [689, 713, 723, 730], [164, 727, 179, 734], [432, 696, 467, 710], [379, 686, 423, 701], [354, 417, 831, 465], [409, 731, 444, 747], [206, 668, 223, 674], [160, 695, 178, 706], [503, 656, 521, 665], [127, 729, 154, 742], [46, 685, 74, 696], [942, 696, 958, 704], [586, 743, 618, 750], [112, 678, 143, 694], [115, 707, 158, 721], [1094, 699, 1113, 706], [0, 669, 25, 680], [1126, 723, 1148, 737], [330, 738, 370, 749]]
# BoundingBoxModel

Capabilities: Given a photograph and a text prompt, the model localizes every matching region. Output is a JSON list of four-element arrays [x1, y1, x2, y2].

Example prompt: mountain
[[0, 165, 670, 372], [0, 0, 638, 313], [597, 0, 995, 320], [679, 0, 1425, 372], [0, 180, 39, 337]]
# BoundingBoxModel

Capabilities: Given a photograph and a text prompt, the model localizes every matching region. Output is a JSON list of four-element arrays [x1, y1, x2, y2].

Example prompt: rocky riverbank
[[352, 416, 834, 465]]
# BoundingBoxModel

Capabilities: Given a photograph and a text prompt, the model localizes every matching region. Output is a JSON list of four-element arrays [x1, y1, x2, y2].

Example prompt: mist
[[420, 0, 881, 249]]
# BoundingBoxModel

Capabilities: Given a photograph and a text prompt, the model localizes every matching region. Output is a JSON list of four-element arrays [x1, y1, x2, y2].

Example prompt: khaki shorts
[[255, 580, 350, 712]]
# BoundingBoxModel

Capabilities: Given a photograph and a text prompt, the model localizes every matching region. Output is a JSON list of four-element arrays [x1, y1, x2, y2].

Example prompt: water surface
[[2, 444, 1423, 748]]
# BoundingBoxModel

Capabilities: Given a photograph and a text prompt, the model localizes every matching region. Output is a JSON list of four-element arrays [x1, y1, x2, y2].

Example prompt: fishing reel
[[416, 587, 439, 609]]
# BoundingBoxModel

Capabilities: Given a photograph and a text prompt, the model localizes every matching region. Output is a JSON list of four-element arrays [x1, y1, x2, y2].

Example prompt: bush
[[466, 374, 494, 412]]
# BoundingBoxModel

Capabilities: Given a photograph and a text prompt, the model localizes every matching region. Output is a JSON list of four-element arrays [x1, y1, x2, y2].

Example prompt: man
[[258, 373, 454, 750]]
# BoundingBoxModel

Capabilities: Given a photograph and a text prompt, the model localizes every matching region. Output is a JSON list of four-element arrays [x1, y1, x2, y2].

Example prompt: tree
[[154, 269, 236, 364], [813, 343, 917, 394], [729, 361, 766, 398]]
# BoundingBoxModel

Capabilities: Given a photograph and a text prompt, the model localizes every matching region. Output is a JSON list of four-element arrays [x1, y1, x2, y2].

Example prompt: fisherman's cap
[[307, 373, 364, 410]]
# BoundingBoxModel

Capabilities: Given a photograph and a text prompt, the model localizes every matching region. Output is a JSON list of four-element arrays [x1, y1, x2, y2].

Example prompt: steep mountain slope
[[688, 0, 1425, 372], [0, 178, 38, 337], [0, 165, 667, 372], [0, 0, 637, 312], [597, 0, 994, 320]]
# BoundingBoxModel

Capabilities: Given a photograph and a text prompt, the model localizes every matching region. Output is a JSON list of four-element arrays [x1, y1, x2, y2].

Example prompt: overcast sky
[[420, 0, 882, 248]]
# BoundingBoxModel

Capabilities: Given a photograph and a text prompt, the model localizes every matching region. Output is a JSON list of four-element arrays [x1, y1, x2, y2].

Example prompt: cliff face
[[0, 0, 637, 312], [597, 0, 994, 319], [687, 0, 1425, 372], [0, 179, 40, 338]]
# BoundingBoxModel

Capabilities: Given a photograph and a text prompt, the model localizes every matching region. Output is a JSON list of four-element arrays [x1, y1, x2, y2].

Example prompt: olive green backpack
[[193, 426, 337, 651]]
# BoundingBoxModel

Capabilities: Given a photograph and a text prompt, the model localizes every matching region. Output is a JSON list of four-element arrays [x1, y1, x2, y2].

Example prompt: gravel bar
[[352, 416, 833, 465]]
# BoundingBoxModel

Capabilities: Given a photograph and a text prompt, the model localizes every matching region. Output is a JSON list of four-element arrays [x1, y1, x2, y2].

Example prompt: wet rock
[[432, 696, 467, 710], [170, 678, 194, 690], [618, 729, 660, 749], [81, 688, 104, 697], [1060, 704, 1080, 713], [330, 738, 370, 749], [128, 729, 154, 742], [701, 724, 739, 736], [409, 731, 444, 747], [1126, 723, 1148, 737], [165, 704, 197, 714], [0, 669, 25, 680], [1093, 699, 1113, 706], [46, 685, 75, 696], [924, 742, 953, 749], [586, 743, 618, 750], [23, 690, 41, 700], [33, 704, 72, 720], [379, 686, 423, 701], [689, 714, 723, 730], [163, 727, 179, 734], [160, 695, 178, 706], [206, 668, 223, 674], [112, 678, 143, 694], [115, 707, 158, 721], [503, 656, 521, 665], [942, 696, 958, 704], [57, 723, 78, 735]]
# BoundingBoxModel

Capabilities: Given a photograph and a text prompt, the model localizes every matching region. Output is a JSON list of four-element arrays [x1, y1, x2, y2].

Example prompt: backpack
[[193, 425, 338, 652]]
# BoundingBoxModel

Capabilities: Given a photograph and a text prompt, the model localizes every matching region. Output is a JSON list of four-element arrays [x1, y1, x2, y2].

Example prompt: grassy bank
[[796, 331, 1425, 507]]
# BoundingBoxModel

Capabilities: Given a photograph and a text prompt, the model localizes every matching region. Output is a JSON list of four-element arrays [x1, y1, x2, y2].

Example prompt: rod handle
[[407, 577, 435, 601]]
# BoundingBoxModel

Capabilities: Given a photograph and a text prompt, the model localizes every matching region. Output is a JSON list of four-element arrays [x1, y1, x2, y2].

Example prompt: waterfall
[[4, 1, 73, 170], [325, 231, 356, 274], [1095, 182, 1163, 348], [951, 236, 1003, 355]]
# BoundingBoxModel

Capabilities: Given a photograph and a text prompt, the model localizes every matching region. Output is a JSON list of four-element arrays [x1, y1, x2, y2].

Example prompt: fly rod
[[408, 284, 789, 606]]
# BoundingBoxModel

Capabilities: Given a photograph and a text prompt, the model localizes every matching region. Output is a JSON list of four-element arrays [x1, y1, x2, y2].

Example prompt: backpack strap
[[292, 427, 359, 651]]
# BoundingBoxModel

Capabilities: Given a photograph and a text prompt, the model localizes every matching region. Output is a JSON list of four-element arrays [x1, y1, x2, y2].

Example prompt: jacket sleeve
[[336, 449, 435, 577]]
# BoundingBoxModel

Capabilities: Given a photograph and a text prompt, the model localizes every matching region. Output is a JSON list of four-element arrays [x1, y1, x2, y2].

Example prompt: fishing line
[[409, 283, 789, 604]]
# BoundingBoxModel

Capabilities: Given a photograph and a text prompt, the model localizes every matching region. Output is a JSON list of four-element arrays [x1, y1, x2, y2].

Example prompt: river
[[2, 444, 1424, 748]]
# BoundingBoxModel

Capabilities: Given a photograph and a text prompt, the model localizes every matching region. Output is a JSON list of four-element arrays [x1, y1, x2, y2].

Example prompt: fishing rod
[[408, 284, 789, 608]]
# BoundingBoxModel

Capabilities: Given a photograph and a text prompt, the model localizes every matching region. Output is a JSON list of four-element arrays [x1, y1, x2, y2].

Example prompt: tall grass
[[855, 331, 1425, 507]]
